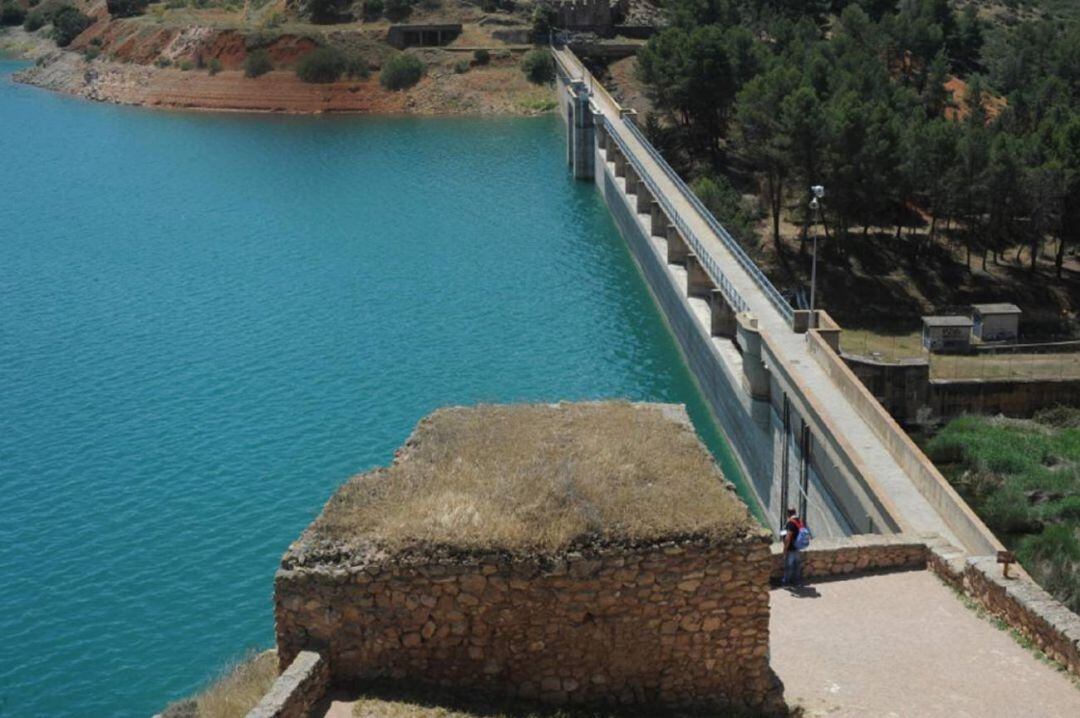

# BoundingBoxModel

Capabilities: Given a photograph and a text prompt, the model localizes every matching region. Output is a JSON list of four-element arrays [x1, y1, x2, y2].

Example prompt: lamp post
[[808, 185, 825, 323]]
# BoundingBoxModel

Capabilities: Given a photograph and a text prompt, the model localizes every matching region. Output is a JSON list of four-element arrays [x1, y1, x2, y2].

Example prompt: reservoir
[[0, 60, 750, 716]]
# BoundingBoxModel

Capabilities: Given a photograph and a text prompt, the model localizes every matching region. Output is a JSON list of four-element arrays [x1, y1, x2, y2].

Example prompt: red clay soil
[[15, 48, 553, 115], [139, 70, 411, 113], [944, 75, 1007, 123]]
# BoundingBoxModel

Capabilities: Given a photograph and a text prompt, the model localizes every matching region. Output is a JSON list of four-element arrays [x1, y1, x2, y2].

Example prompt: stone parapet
[[275, 539, 784, 714], [769, 534, 928, 582], [245, 651, 329, 718], [927, 542, 1080, 678]]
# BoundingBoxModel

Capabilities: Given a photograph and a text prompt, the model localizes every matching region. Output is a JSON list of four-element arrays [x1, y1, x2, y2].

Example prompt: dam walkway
[[553, 46, 999, 556]]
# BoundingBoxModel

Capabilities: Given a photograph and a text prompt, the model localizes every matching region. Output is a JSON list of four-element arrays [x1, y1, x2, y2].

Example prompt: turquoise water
[[0, 61, 751, 717]]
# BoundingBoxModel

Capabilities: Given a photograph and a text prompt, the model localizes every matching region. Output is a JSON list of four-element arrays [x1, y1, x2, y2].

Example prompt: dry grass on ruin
[[310, 402, 757, 554], [161, 650, 277, 718]]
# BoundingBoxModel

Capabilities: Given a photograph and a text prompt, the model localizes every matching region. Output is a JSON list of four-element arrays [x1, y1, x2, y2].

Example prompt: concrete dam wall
[[553, 47, 1005, 558], [555, 73, 861, 539]]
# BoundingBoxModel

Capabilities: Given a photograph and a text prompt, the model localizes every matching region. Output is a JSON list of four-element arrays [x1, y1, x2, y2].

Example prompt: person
[[782, 507, 805, 586]]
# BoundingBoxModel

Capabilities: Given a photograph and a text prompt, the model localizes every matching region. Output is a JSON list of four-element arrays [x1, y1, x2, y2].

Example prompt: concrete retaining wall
[[246, 651, 329, 718], [274, 540, 784, 713], [807, 329, 1003, 556], [843, 353, 1080, 422], [931, 377, 1080, 419]]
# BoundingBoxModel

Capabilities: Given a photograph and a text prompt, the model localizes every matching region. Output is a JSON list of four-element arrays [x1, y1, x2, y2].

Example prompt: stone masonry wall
[[245, 651, 329, 718], [274, 539, 784, 714], [927, 541, 1080, 678], [769, 535, 929, 582]]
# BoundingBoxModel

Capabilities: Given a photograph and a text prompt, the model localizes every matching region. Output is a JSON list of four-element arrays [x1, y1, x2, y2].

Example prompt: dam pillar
[[614, 148, 627, 178], [594, 112, 608, 153], [568, 81, 595, 180], [666, 224, 689, 265], [625, 165, 639, 194], [685, 254, 714, 299], [636, 182, 653, 215], [650, 202, 667, 238], [710, 290, 737, 338], [736, 313, 771, 403]]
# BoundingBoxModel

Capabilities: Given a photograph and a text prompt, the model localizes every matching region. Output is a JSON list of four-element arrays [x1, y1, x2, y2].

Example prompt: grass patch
[[307, 402, 757, 556], [927, 410, 1080, 612], [161, 649, 277, 718], [518, 97, 556, 112]]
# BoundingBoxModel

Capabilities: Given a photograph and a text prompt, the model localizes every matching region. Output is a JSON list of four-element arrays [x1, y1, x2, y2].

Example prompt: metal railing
[[552, 42, 794, 325], [557, 43, 794, 321], [619, 118, 795, 324], [601, 116, 749, 315]]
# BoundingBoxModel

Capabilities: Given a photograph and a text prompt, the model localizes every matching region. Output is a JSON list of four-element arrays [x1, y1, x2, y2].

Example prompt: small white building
[[972, 303, 1021, 343], [922, 315, 973, 354]]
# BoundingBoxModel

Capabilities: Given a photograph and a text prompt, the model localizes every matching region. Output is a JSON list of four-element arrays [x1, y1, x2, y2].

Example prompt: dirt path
[[771, 571, 1080, 717]]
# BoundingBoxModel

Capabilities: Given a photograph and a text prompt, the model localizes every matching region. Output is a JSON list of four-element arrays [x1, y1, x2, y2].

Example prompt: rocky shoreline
[[2, 28, 554, 116]]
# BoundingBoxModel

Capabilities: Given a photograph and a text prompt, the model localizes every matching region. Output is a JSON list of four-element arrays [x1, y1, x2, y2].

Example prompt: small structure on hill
[[972, 303, 1021, 343], [922, 315, 973, 354], [274, 401, 783, 714], [386, 24, 462, 49]]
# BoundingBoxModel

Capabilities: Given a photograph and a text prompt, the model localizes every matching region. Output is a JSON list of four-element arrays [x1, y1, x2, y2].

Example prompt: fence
[[554, 41, 796, 326], [619, 118, 795, 325], [600, 116, 749, 315]]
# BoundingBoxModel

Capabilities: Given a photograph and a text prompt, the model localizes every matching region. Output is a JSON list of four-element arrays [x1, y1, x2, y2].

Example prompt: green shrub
[[179, 59, 193, 71], [480, 0, 497, 11], [306, 0, 348, 23], [379, 52, 422, 90], [1, 0, 26, 25], [51, 6, 92, 47], [691, 174, 760, 251], [362, 0, 381, 18], [23, 7, 47, 31], [1034, 405, 1080, 429], [105, 0, 148, 17], [383, 0, 412, 21], [520, 49, 553, 84], [155, 56, 171, 68], [473, 48, 489, 65], [207, 57, 222, 75], [453, 59, 469, 74], [296, 46, 346, 83], [343, 51, 369, 79], [83, 45, 100, 61], [530, 3, 555, 38], [243, 49, 272, 78]]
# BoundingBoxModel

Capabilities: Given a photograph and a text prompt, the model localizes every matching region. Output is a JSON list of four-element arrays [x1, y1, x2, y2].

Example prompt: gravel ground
[[771, 570, 1080, 717]]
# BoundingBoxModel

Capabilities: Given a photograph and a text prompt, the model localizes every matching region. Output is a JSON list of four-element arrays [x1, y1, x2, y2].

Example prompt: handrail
[[620, 118, 795, 324], [552, 42, 794, 325], [601, 116, 749, 315]]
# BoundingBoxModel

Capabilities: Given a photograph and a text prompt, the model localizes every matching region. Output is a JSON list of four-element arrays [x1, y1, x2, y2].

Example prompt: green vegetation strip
[[927, 407, 1080, 612]]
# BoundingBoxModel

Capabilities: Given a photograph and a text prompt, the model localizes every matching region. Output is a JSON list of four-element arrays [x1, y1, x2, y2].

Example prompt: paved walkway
[[553, 47, 967, 550], [771, 571, 1080, 717]]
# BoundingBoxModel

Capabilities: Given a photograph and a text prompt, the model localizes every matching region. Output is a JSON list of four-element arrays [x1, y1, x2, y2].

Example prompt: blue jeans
[[783, 550, 802, 585]]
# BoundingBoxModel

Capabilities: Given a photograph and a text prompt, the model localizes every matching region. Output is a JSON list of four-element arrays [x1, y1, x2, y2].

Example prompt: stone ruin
[[273, 401, 785, 714]]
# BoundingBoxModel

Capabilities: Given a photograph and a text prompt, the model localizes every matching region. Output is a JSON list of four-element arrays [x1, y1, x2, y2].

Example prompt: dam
[[553, 45, 1002, 557]]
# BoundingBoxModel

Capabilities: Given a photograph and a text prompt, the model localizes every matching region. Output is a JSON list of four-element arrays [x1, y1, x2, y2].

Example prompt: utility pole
[[808, 185, 826, 326]]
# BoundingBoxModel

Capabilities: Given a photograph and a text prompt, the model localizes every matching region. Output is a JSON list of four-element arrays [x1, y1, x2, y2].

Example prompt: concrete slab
[[771, 571, 1080, 717]]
